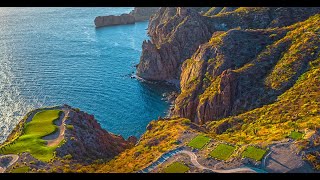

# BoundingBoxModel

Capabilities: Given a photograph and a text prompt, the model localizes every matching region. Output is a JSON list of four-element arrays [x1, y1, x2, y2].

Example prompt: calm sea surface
[[0, 7, 174, 142]]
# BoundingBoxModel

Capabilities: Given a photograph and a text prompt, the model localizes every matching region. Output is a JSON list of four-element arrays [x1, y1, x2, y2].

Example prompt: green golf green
[[209, 144, 236, 160], [242, 146, 267, 161], [163, 162, 190, 173], [187, 135, 211, 149], [0, 110, 62, 162]]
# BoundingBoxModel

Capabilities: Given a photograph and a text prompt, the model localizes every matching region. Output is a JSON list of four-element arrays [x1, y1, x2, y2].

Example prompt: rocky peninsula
[[94, 7, 159, 28]]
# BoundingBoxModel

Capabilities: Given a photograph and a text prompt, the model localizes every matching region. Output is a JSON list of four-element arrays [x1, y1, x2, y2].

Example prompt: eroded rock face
[[94, 14, 135, 28], [137, 7, 212, 81], [169, 8, 320, 124], [137, 7, 320, 82], [196, 70, 238, 124], [56, 106, 133, 162]]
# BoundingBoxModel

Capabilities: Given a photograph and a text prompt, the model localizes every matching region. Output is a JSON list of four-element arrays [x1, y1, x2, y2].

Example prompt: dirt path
[[0, 154, 19, 173], [179, 150, 258, 173]]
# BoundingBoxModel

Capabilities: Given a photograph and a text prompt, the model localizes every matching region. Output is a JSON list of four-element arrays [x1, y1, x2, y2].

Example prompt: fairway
[[163, 162, 190, 173], [209, 144, 235, 160], [242, 146, 266, 161], [187, 135, 211, 149], [289, 131, 303, 140], [0, 110, 62, 162]]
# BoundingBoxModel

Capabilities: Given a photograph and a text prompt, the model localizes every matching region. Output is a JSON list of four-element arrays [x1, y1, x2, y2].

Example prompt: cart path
[[139, 147, 264, 173], [0, 154, 19, 173]]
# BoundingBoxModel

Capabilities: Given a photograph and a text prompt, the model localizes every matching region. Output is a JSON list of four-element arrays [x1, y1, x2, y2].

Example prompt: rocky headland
[[94, 7, 159, 28], [0, 105, 137, 172]]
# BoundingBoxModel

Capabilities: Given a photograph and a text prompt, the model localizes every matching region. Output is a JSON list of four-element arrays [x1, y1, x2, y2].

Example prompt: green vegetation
[[96, 118, 190, 173], [10, 166, 30, 173], [209, 31, 228, 45], [0, 110, 62, 162], [66, 125, 74, 130], [63, 154, 73, 160], [203, 7, 216, 16], [199, 76, 222, 104], [265, 14, 319, 90], [305, 152, 320, 170], [289, 131, 304, 140], [207, 57, 320, 146], [209, 144, 236, 160], [163, 162, 190, 173], [242, 146, 267, 161], [187, 135, 211, 149]]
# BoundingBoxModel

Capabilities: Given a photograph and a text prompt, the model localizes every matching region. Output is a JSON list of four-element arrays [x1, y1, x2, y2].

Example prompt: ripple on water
[[0, 7, 175, 143]]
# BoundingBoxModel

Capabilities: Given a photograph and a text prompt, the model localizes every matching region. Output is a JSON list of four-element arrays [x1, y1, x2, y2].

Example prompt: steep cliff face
[[56, 105, 135, 162], [137, 7, 319, 124], [136, 7, 212, 81], [174, 13, 320, 124], [137, 7, 320, 82]]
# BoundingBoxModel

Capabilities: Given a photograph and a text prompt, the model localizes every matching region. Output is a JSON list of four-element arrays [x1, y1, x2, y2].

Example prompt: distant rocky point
[[94, 7, 159, 28]]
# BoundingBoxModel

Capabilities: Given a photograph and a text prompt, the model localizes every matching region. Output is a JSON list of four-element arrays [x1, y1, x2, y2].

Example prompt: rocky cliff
[[136, 7, 320, 124], [94, 14, 135, 28], [0, 105, 135, 165], [136, 7, 212, 81], [94, 7, 159, 28], [55, 105, 136, 162], [137, 7, 320, 82]]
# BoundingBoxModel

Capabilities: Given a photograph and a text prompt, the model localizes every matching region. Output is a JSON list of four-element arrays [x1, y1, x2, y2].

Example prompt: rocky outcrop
[[94, 7, 159, 28], [196, 70, 238, 124], [94, 14, 135, 28], [137, 7, 320, 82], [173, 12, 320, 124], [56, 105, 133, 163], [136, 7, 320, 124], [136, 7, 212, 81]]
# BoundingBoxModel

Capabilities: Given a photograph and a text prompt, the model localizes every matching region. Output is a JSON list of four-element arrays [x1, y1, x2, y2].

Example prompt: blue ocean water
[[0, 7, 174, 142]]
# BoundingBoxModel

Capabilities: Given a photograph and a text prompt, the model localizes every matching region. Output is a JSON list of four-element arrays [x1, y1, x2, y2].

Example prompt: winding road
[[139, 147, 264, 173], [0, 154, 19, 173]]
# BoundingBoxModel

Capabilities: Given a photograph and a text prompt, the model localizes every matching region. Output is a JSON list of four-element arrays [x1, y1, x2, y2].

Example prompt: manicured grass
[[242, 146, 267, 161], [10, 166, 30, 173], [209, 144, 236, 160], [0, 110, 62, 162], [289, 131, 303, 140], [187, 135, 211, 149], [163, 162, 190, 173]]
